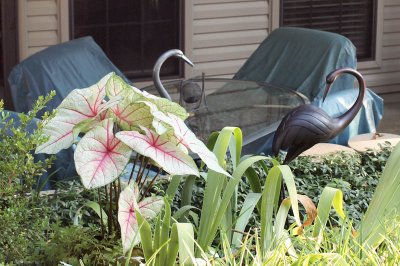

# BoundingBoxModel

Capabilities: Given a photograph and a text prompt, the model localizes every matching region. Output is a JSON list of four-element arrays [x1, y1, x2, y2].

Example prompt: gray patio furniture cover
[[234, 27, 383, 146], [9, 36, 128, 114]]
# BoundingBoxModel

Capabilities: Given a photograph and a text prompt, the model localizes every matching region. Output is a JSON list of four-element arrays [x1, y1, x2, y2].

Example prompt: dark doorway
[[1, 0, 19, 110]]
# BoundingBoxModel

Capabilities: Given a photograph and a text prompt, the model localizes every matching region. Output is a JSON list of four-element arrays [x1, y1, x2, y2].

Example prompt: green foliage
[[0, 196, 52, 264], [0, 93, 56, 263], [289, 144, 392, 222], [32, 224, 123, 265], [360, 142, 400, 248], [0, 92, 55, 196]]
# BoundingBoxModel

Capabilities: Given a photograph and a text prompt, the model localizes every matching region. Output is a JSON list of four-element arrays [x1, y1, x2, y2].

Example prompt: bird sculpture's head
[[322, 67, 355, 102], [172, 49, 194, 67], [153, 49, 194, 100]]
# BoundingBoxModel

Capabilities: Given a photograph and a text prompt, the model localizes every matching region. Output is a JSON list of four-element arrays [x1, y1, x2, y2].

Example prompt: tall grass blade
[[312, 187, 345, 238], [166, 175, 182, 199], [135, 209, 154, 264], [360, 142, 400, 248], [232, 192, 262, 247], [260, 165, 300, 254]]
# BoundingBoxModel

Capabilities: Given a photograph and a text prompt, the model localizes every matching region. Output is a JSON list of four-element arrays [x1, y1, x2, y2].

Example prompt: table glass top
[[144, 78, 308, 141]]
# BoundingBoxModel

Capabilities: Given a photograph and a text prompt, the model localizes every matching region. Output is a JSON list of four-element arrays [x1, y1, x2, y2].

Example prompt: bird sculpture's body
[[272, 68, 366, 164], [153, 49, 194, 101]]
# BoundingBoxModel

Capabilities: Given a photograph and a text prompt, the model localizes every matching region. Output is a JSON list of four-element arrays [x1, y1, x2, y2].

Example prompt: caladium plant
[[36, 72, 229, 252], [118, 182, 163, 253]]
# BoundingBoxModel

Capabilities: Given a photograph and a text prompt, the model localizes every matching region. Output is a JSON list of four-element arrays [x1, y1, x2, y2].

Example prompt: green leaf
[[135, 208, 154, 262], [360, 142, 400, 248], [312, 186, 345, 238], [232, 192, 262, 247], [73, 200, 108, 228], [171, 223, 195, 266], [166, 175, 182, 199]]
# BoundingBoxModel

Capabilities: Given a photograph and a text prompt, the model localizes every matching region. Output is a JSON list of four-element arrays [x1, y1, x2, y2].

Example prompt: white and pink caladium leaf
[[118, 182, 164, 254], [36, 73, 114, 154], [116, 126, 199, 177], [75, 119, 132, 189], [105, 74, 154, 130], [142, 90, 189, 120], [106, 73, 142, 100], [109, 100, 154, 131], [165, 114, 229, 176]]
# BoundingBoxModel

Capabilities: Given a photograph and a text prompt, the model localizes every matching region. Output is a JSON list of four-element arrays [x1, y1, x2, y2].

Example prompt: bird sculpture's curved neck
[[153, 49, 194, 101], [325, 68, 366, 132]]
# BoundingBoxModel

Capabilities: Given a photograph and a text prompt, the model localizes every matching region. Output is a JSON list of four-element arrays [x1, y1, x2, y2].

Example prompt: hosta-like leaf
[[36, 73, 113, 154], [75, 119, 132, 189], [118, 182, 164, 253], [116, 127, 199, 177]]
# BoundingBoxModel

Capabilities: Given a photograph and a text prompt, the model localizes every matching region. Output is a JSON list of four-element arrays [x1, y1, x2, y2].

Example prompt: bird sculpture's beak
[[322, 84, 332, 103], [179, 54, 194, 67]]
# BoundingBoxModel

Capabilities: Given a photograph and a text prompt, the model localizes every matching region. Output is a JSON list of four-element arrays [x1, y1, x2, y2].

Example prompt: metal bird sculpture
[[272, 67, 366, 164], [153, 49, 194, 101]]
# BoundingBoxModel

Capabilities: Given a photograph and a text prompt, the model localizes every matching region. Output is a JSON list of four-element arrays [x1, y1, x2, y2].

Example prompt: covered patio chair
[[234, 27, 383, 146], [8, 36, 129, 115], [7, 36, 129, 187]]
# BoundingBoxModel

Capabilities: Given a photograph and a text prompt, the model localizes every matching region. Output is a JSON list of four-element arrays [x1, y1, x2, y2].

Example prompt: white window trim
[[59, 0, 70, 43], [270, 0, 384, 70]]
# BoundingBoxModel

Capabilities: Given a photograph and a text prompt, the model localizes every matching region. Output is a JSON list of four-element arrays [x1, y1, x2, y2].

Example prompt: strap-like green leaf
[[312, 186, 345, 238], [232, 192, 262, 247], [135, 209, 154, 262], [360, 142, 400, 248]]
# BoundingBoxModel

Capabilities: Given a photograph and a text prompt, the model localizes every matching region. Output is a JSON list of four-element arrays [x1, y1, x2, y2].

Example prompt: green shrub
[[290, 144, 392, 222], [0, 93, 56, 263], [153, 144, 392, 224]]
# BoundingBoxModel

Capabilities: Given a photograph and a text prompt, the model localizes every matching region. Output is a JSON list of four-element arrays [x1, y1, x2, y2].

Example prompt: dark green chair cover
[[7, 36, 130, 187], [234, 27, 383, 146], [8, 36, 129, 115]]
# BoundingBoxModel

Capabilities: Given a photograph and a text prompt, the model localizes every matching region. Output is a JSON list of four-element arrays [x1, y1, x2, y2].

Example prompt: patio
[[1, 0, 400, 265]]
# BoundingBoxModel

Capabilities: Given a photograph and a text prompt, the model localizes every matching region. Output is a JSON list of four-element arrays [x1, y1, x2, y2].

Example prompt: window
[[0, 0, 18, 110], [280, 0, 376, 61], [70, 0, 183, 80]]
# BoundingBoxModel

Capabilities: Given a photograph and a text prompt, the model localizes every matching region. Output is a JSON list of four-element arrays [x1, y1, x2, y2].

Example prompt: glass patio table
[[143, 77, 309, 154]]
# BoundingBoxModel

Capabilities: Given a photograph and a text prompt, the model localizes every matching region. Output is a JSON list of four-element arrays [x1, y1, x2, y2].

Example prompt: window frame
[[67, 0, 186, 82], [270, 0, 383, 70]]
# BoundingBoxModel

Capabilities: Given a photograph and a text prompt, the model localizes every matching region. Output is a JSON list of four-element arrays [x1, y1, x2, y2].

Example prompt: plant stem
[[113, 180, 120, 236], [109, 183, 113, 234], [140, 162, 152, 192], [98, 188, 105, 238], [140, 167, 162, 201], [136, 155, 146, 185], [128, 154, 140, 185]]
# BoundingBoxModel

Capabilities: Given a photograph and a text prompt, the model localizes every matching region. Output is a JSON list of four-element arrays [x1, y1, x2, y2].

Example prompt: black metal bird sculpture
[[272, 67, 366, 164], [153, 49, 194, 101]]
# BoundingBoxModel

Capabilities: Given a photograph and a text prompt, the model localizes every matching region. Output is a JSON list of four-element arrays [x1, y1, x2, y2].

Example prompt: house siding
[[17, 0, 400, 95], [191, 0, 270, 77], [18, 0, 68, 60], [361, 0, 400, 94]]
